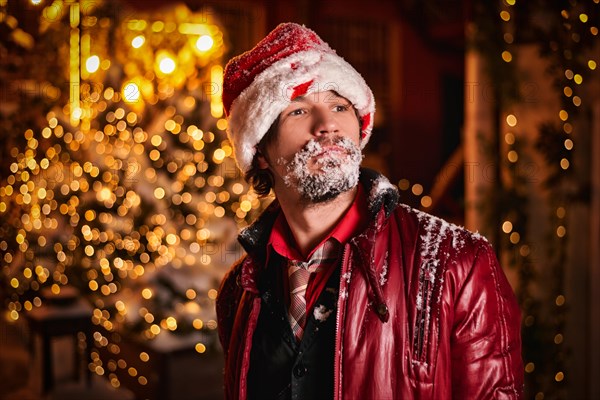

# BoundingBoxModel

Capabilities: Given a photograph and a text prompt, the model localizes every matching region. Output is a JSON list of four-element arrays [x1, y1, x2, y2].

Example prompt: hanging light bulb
[[131, 35, 145, 49], [196, 35, 214, 51], [155, 51, 177, 75], [159, 58, 176, 74], [86, 55, 100, 73], [122, 82, 140, 103]]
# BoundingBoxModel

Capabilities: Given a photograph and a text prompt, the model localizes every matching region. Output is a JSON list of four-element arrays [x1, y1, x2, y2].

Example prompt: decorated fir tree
[[1, 0, 266, 391]]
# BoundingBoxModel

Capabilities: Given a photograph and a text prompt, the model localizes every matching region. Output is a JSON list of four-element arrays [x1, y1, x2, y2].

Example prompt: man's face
[[260, 90, 363, 203]]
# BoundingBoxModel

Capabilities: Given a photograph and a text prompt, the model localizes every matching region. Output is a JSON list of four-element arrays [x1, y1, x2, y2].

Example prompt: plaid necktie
[[287, 240, 340, 341]]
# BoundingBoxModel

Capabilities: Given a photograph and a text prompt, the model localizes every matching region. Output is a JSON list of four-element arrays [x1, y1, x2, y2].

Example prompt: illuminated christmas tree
[[1, 0, 265, 391]]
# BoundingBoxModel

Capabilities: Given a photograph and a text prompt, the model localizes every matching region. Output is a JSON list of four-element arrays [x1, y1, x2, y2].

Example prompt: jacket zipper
[[334, 244, 351, 400], [413, 261, 432, 362]]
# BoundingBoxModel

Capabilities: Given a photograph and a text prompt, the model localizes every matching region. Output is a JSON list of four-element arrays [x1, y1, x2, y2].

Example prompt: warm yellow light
[[420, 196, 432, 208], [216, 119, 228, 131], [213, 149, 225, 162], [142, 288, 153, 299], [166, 316, 177, 330], [579, 13, 588, 23], [556, 295, 565, 306], [554, 333, 563, 344], [195, 343, 206, 353], [555, 372, 564, 382], [411, 184, 423, 196], [31, 0, 43, 5], [559, 110, 568, 121], [150, 135, 162, 147], [196, 35, 214, 51], [565, 69, 574, 80], [72, 107, 82, 120], [131, 35, 145, 48], [86, 55, 100, 73], [159, 57, 176, 74], [208, 289, 218, 300], [151, 21, 164, 32], [115, 301, 125, 312], [501, 51, 512, 63], [564, 139, 573, 150], [502, 221, 513, 233], [154, 187, 165, 199], [500, 11, 510, 21], [573, 74, 583, 84], [214, 206, 225, 218], [560, 158, 570, 170], [506, 114, 517, 127], [525, 363, 535, 373], [99, 187, 111, 201], [232, 183, 244, 194], [166, 234, 178, 245], [186, 289, 197, 300], [51, 284, 60, 295], [507, 150, 518, 163], [193, 319, 204, 330], [10, 278, 19, 288], [122, 82, 140, 103], [240, 200, 252, 212]]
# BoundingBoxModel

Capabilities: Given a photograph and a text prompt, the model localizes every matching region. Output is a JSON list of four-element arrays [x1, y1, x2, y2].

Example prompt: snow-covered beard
[[279, 136, 363, 203]]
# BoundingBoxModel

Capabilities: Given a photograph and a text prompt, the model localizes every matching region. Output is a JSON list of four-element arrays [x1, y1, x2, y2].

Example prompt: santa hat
[[222, 22, 376, 173]]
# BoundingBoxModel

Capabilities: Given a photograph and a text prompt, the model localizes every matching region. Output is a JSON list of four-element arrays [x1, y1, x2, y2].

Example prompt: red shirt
[[267, 184, 368, 313]]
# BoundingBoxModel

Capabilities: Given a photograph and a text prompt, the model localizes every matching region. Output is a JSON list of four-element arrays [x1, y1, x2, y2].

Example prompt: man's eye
[[334, 104, 350, 112], [289, 108, 305, 116]]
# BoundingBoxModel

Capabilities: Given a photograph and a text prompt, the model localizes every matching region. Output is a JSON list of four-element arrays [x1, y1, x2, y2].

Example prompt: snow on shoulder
[[399, 203, 488, 264]]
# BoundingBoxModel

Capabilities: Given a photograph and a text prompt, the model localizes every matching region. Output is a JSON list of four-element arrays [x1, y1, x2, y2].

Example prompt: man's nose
[[312, 109, 339, 136]]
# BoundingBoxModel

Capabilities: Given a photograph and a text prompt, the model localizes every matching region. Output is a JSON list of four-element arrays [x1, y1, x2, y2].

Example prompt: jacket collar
[[237, 168, 400, 292]]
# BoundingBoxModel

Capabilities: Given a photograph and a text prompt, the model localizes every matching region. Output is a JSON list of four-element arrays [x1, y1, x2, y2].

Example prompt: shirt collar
[[268, 184, 368, 262]]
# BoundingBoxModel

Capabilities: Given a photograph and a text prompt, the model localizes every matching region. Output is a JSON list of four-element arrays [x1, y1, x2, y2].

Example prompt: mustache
[[276, 136, 357, 167], [311, 135, 353, 148]]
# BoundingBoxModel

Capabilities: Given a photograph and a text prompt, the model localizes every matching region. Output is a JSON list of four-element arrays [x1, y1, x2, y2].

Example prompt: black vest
[[247, 255, 340, 400]]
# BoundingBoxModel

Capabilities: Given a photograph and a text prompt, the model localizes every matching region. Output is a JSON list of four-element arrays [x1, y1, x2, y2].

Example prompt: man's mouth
[[314, 145, 348, 158]]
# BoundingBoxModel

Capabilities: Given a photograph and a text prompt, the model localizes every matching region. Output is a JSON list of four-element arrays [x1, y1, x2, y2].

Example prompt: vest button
[[293, 364, 308, 378], [376, 303, 388, 316]]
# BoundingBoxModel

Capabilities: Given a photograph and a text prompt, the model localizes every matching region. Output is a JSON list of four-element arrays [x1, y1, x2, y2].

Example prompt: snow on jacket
[[216, 169, 523, 399]]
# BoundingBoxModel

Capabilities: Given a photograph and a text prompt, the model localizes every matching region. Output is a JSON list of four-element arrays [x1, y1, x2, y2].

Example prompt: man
[[216, 22, 523, 399]]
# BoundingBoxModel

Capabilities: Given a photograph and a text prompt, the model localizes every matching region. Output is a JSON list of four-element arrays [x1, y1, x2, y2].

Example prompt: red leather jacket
[[217, 171, 523, 399]]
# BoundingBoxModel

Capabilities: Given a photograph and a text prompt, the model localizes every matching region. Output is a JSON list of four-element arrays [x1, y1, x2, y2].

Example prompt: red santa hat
[[222, 22, 376, 173]]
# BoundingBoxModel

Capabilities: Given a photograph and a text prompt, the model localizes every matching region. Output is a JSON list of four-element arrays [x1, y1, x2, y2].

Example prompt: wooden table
[[26, 298, 93, 394], [96, 327, 224, 400]]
